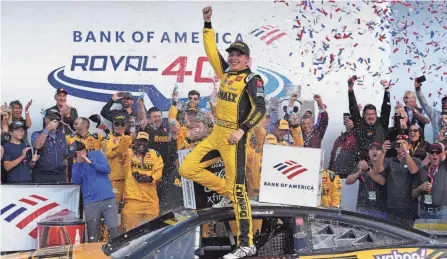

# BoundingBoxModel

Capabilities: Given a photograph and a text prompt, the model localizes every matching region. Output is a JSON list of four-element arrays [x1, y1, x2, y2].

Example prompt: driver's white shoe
[[212, 197, 232, 208], [223, 245, 257, 258]]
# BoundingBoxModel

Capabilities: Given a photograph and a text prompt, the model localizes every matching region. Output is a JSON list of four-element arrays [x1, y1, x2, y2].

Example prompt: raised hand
[[25, 99, 33, 112], [202, 6, 212, 22]]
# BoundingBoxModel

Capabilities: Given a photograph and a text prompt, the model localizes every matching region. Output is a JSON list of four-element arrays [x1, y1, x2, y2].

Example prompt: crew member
[[179, 6, 265, 258], [122, 132, 164, 231]]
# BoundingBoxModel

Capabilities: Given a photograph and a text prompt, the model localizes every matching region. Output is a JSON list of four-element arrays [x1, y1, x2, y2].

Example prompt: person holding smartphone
[[414, 75, 446, 142]]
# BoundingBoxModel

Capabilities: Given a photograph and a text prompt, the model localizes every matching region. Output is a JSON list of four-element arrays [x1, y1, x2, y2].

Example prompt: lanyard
[[360, 175, 375, 191], [428, 166, 438, 184], [410, 142, 420, 156]]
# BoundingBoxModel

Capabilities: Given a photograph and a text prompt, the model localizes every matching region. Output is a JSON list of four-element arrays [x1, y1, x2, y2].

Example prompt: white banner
[[178, 149, 197, 209], [178, 149, 225, 209], [0, 184, 80, 252], [259, 145, 324, 207]]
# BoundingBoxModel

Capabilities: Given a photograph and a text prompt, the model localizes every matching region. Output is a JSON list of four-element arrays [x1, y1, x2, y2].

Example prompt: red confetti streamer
[[354, 43, 358, 47], [357, 19, 360, 24], [393, 48, 399, 53], [429, 93, 432, 97], [314, 69, 316, 75], [335, 8, 340, 12], [274, 0, 289, 6]]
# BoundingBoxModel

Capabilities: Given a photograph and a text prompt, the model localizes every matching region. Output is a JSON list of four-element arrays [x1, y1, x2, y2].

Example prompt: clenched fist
[[203, 6, 212, 22]]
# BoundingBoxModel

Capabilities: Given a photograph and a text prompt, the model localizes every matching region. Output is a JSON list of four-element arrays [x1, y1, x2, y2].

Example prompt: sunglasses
[[114, 122, 126, 127], [409, 129, 419, 133], [188, 97, 199, 101], [429, 150, 442, 155]]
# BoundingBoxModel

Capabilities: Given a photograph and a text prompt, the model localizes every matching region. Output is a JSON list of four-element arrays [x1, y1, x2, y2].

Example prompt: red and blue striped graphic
[[273, 160, 308, 180], [1, 194, 67, 239], [250, 25, 287, 45]]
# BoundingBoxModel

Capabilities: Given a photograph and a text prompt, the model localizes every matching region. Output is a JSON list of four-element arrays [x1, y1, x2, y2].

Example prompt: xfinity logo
[[373, 249, 427, 259]]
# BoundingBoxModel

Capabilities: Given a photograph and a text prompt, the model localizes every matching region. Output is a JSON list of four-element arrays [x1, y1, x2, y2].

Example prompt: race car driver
[[122, 131, 164, 231], [179, 6, 266, 258]]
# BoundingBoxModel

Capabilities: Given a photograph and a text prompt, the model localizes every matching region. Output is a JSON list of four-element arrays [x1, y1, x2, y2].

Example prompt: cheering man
[[179, 6, 265, 258]]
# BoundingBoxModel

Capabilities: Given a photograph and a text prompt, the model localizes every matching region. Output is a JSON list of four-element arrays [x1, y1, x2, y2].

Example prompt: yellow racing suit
[[321, 169, 342, 208], [101, 134, 133, 203], [246, 124, 267, 199], [179, 23, 266, 247], [66, 132, 103, 151], [122, 148, 164, 231], [290, 125, 304, 147]]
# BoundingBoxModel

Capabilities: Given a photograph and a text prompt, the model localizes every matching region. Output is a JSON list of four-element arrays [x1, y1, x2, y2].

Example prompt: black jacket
[[349, 90, 391, 161], [143, 123, 177, 171]]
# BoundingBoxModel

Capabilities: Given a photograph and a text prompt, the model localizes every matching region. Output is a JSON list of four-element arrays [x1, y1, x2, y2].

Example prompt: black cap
[[9, 121, 26, 132], [56, 88, 68, 95], [428, 143, 443, 152], [67, 141, 86, 158], [112, 114, 127, 124], [369, 142, 382, 150], [226, 42, 250, 56], [122, 92, 133, 99]]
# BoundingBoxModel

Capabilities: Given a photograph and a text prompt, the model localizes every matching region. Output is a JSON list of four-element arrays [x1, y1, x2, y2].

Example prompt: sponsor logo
[[373, 249, 427, 259], [154, 135, 170, 142], [1, 195, 68, 239], [48, 27, 292, 112], [250, 25, 287, 45], [217, 90, 238, 102], [130, 162, 153, 170], [252, 211, 274, 215], [274, 160, 308, 180], [263, 182, 315, 190]]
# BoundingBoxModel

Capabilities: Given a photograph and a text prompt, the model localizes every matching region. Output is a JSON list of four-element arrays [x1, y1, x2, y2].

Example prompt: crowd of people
[[1, 6, 447, 259]]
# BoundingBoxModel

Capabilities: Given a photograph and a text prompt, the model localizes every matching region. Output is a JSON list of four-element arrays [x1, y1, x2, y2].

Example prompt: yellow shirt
[[66, 132, 103, 151], [101, 134, 133, 181], [123, 148, 164, 213]]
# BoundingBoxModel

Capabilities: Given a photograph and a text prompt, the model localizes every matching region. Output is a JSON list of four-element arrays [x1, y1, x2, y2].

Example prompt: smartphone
[[343, 113, 350, 118], [391, 141, 400, 149], [117, 92, 124, 97], [416, 75, 426, 84]]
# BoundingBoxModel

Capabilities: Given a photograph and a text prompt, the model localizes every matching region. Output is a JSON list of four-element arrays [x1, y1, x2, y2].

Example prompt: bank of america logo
[[250, 25, 287, 45], [274, 161, 308, 180], [1, 195, 67, 238]]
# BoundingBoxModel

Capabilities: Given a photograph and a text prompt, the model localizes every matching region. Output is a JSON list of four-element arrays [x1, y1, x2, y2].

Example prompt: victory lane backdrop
[[2, 1, 396, 166]]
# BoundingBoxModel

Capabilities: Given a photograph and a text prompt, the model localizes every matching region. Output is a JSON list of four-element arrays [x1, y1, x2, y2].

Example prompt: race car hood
[[2, 243, 109, 259]]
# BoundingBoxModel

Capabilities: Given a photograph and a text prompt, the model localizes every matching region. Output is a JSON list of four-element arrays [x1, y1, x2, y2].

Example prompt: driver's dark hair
[[188, 90, 200, 98], [363, 104, 377, 114], [148, 107, 161, 116]]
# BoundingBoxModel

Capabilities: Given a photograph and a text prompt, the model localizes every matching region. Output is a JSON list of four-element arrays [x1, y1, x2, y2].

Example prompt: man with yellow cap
[[121, 131, 164, 231]]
